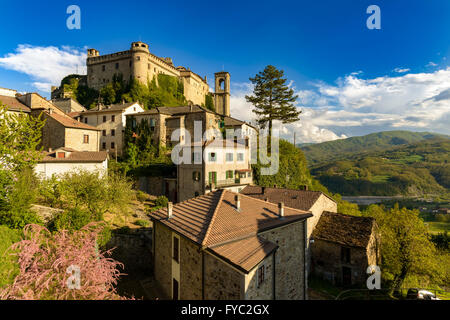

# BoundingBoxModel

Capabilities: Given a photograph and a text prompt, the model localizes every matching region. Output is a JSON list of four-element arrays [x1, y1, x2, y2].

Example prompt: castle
[[80, 41, 230, 116]]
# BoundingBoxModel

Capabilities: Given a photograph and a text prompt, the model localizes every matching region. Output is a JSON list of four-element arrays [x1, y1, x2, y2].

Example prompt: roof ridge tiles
[[201, 189, 226, 247]]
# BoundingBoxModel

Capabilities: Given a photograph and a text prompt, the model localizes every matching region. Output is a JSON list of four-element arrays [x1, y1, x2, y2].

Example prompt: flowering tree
[[0, 223, 127, 300]]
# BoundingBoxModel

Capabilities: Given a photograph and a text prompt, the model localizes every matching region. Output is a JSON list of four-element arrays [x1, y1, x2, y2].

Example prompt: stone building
[[82, 41, 229, 114], [177, 138, 253, 202], [311, 211, 381, 286], [240, 186, 337, 276], [34, 147, 108, 179], [51, 98, 86, 114], [150, 189, 312, 300], [70, 102, 144, 157], [0, 89, 31, 116]]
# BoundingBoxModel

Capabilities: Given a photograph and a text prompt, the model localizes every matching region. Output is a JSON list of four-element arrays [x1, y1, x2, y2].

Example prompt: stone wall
[[244, 254, 274, 300], [153, 222, 173, 298], [107, 227, 153, 274], [311, 239, 369, 286], [65, 127, 100, 152], [259, 220, 307, 300], [203, 253, 243, 300], [179, 236, 202, 300]]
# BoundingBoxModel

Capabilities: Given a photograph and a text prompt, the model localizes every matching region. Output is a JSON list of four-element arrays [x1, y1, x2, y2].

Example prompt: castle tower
[[130, 41, 150, 85], [214, 71, 230, 117]]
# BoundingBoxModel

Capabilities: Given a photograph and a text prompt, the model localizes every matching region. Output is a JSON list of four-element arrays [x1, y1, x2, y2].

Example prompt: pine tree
[[246, 65, 301, 149]]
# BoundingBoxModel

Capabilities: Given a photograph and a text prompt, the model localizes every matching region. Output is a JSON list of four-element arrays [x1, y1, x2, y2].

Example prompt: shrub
[[0, 225, 21, 288], [154, 196, 168, 208], [134, 219, 150, 227], [136, 191, 148, 203]]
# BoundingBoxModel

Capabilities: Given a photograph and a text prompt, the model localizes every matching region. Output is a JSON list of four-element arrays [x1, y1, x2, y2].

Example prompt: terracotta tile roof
[[0, 95, 31, 113], [151, 190, 312, 267], [47, 112, 100, 131], [83, 102, 139, 113], [208, 236, 277, 272], [40, 150, 108, 163], [240, 185, 335, 211], [312, 211, 376, 248], [224, 116, 258, 130]]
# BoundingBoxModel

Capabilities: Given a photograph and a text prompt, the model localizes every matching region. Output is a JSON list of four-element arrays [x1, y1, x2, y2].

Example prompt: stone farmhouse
[[70, 102, 145, 157], [177, 138, 253, 202], [35, 148, 108, 179], [239, 186, 337, 275], [311, 211, 381, 287], [150, 189, 312, 300]]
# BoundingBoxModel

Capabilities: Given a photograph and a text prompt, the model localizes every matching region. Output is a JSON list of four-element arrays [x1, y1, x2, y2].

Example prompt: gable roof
[[151, 189, 312, 272], [47, 112, 100, 131], [0, 95, 31, 113], [240, 185, 335, 211], [312, 211, 376, 248], [40, 149, 108, 163], [81, 102, 141, 114]]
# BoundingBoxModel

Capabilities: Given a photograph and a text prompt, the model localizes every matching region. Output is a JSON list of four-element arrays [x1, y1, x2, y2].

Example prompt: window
[[148, 63, 151, 69], [84, 118, 88, 124], [103, 116, 107, 123], [226, 153, 233, 162], [194, 192, 199, 197], [102, 130, 106, 137], [208, 152, 217, 162], [102, 142, 106, 150], [111, 115, 115, 122], [341, 247, 351, 264], [111, 142, 115, 149], [226, 170, 234, 179], [248, 171, 252, 178], [111, 129, 115, 137], [137, 56, 141, 61], [257, 264, 265, 287], [102, 65, 105, 72], [57, 152, 65, 159], [115, 63, 119, 69], [83, 135, 89, 144], [237, 153, 244, 161], [173, 236, 179, 263], [208, 172, 217, 185], [192, 171, 200, 181], [172, 279, 179, 301]]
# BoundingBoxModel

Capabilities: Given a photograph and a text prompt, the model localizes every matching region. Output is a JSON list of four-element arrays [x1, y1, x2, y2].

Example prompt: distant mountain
[[308, 137, 450, 197], [301, 131, 449, 166]]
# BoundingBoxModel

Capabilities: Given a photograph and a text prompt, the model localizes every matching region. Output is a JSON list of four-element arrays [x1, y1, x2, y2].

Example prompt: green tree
[[246, 65, 301, 149], [364, 204, 446, 291]]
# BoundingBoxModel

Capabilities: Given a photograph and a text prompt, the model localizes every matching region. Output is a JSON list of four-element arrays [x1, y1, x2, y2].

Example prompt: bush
[[134, 219, 150, 227], [50, 208, 97, 232], [154, 196, 168, 208], [136, 191, 148, 203], [435, 214, 450, 223], [0, 225, 21, 288]]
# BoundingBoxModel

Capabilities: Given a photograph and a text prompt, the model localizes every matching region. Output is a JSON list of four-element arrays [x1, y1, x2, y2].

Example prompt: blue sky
[[0, 0, 449, 142]]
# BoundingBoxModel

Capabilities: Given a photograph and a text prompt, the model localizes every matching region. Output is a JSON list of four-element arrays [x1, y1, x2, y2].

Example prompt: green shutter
[[209, 172, 212, 184]]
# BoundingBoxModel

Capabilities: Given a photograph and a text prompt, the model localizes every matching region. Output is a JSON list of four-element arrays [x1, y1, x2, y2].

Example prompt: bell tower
[[214, 71, 230, 116]]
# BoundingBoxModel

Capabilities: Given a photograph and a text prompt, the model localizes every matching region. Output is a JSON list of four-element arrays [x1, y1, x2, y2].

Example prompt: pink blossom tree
[[0, 223, 128, 300]]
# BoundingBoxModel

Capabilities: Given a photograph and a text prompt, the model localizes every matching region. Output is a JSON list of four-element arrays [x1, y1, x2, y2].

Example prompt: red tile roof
[[47, 112, 100, 131], [151, 189, 312, 271], [240, 185, 335, 211], [312, 211, 376, 248], [0, 95, 31, 113], [40, 150, 108, 163]]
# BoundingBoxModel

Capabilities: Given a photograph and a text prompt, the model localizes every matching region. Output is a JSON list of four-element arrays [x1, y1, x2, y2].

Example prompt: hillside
[[301, 131, 449, 166], [307, 137, 450, 197]]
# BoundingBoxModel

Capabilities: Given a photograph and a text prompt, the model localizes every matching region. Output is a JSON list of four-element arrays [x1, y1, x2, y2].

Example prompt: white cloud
[[394, 67, 410, 73], [427, 61, 438, 67], [231, 67, 450, 143], [0, 44, 86, 93]]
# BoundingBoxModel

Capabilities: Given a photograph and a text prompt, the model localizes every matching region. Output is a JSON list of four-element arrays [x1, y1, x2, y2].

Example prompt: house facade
[[311, 211, 381, 286], [34, 148, 108, 179], [177, 139, 253, 202], [71, 102, 145, 156], [150, 189, 312, 300]]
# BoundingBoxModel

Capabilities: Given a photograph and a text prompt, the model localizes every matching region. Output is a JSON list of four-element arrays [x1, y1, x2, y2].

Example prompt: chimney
[[48, 108, 53, 115], [273, 184, 277, 188], [265, 197, 269, 202], [262, 187, 266, 194], [235, 194, 241, 211], [304, 185, 308, 191], [167, 202, 173, 219], [48, 147, 52, 153], [278, 202, 285, 218]]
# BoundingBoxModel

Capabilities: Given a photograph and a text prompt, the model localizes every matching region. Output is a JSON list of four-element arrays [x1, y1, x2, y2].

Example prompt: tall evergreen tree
[[246, 65, 301, 148]]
